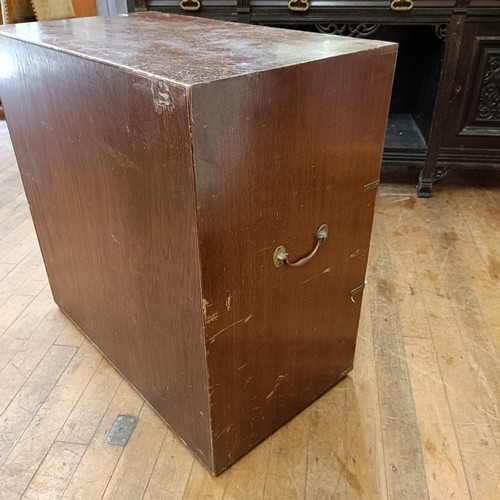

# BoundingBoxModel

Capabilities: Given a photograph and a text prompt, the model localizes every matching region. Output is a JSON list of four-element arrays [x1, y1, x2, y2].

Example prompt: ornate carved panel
[[476, 54, 500, 122], [460, 40, 500, 137], [434, 24, 447, 41], [315, 23, 381, 38]]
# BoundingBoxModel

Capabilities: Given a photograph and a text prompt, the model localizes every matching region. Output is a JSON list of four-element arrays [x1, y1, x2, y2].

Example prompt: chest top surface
[[0, 12, 395, 88]]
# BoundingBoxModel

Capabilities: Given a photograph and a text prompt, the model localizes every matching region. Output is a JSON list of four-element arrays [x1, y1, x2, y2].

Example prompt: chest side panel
[[191, 47, 396, 472], [0, 38, 212, 467]]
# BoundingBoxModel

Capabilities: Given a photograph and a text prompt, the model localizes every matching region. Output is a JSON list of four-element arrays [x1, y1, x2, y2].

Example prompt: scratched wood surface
[[191, 46, 395, 473], [0, 15, 396, 474], [0, 120, 499, 498], [0, 36, 214, 470]]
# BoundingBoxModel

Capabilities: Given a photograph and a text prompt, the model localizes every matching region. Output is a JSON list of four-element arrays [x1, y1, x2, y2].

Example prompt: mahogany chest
[[0, 13, 396, 474]]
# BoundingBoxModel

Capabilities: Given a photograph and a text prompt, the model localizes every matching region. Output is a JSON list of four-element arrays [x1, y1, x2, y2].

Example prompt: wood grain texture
[[192, 48, 396, 472], [0, 13, 396, 474], [101, 404, 167, 500], [22, 441, 87, 500], [369, 214, 429, 499], [0, 37, 212, 469], [0, 121, 500, 497], [0, 12, 395, 87], [61, 381, 145, 500], [0, 340, 101, 498]]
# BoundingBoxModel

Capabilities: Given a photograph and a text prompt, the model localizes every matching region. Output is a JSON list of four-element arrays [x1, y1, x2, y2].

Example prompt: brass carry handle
[[288, 0, 310, 12], [180, 0, 201, 11], [390, 0, 414, 11], [273, 224, 328, 268]]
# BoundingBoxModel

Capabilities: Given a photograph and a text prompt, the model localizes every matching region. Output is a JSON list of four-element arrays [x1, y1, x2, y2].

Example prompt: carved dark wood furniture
[[132, 0, 500, 196], [0, 13, 396, 474]]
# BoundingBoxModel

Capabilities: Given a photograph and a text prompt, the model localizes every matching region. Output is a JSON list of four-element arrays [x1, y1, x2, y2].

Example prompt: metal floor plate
[[105, 414, 138, 446]]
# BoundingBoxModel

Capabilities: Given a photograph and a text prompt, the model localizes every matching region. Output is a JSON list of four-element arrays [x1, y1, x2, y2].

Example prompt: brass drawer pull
[[288, 0, 310, 12], [390, 0, 414, 11], [273, 224, 328, 268], [180, 0, 201, 11]]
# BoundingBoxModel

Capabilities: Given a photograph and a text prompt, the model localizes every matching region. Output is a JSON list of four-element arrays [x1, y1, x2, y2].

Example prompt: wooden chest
[[0, 13, 396, 475]]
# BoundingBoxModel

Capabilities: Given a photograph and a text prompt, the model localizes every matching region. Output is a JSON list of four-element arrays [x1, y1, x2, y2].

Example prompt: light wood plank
[[180, 430, 271, 499], [0, 287, 55, 373], [181, 461, 227, 500], [304, 387, 348, 499], [374, 196, 431, 340], [380, 187, 500, 499], [0, 341, 101, 499], [22, 441, 87, 500], [54, 323, 85, 348], [0, 194, 28, 226], [262, 413, 309, 499], [216, 438, 270, 500], [445, 188, 500, 357], [369, 211, 430, 500], [0, 255, 47, 306], [420, 194, 500, 454], [0, 230, 39, 266], [57, 358, 122, 445], [350, 283, 388, 499], [3, 247, 47, 297], [0, 204, 30, 244], [404, 337, 470, 500], [0, 261, 16, 282], [61, 382, 144, 500], [0, 294, 34, 335], [0, 345, 76, 465], [101, 403, 166, 500], [0, 218, 36, 261], [142, 430, 194, 500], [0, 300, 69, 414]]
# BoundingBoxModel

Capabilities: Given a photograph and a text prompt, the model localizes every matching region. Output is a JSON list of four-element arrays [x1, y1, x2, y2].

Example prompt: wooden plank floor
[[0, 119, 499, 499]]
